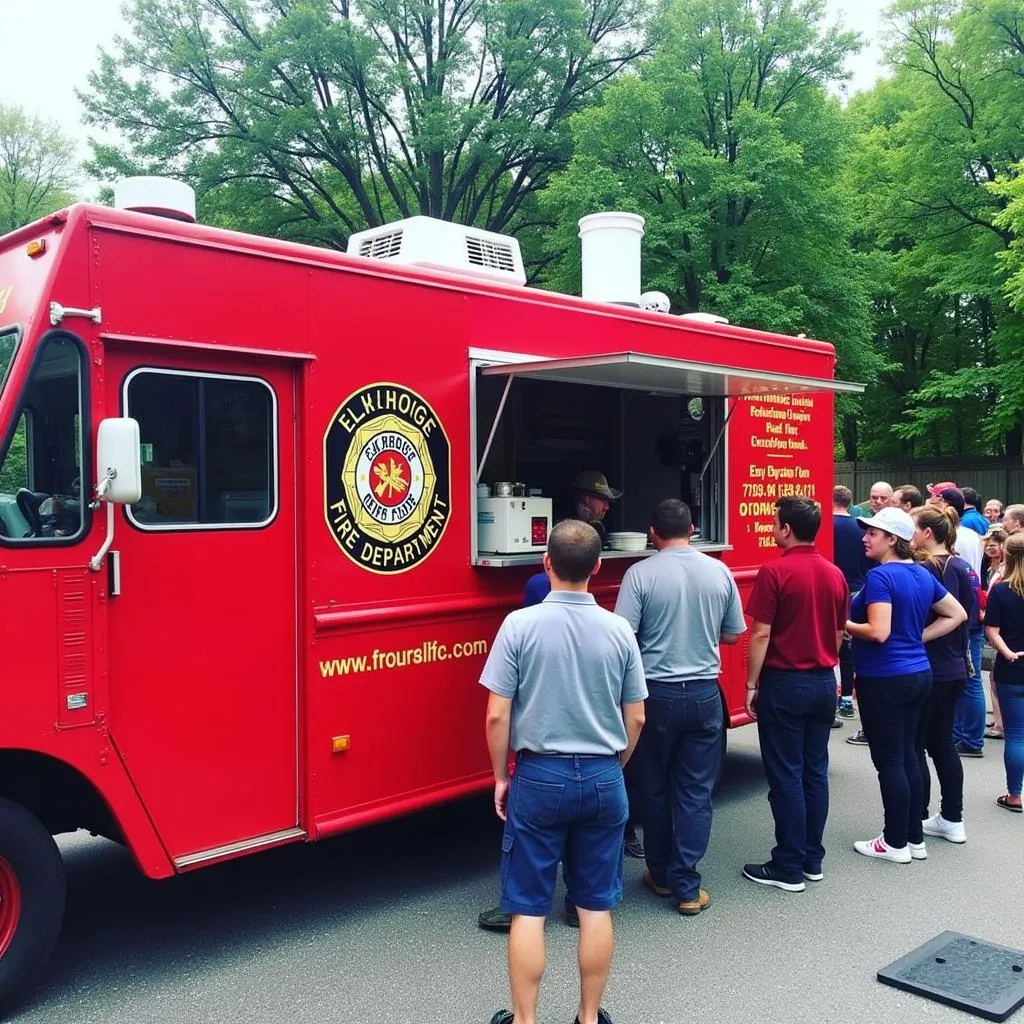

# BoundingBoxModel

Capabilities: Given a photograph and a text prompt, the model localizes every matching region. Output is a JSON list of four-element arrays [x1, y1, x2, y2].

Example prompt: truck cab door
[[103, 349, 301, 866]]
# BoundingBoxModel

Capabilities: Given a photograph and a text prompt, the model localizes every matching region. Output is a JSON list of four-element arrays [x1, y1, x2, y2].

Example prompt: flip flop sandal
[[985, 729, 1004, 739], [996, 795, 1023, 813]]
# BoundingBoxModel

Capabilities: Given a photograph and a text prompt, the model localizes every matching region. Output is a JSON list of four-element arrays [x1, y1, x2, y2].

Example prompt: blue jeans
[[857, 670, 932, 848], [954, 632, 986, 750], [633, 679, 722, 902], [996, 683, 1024, 798], [755, 668, 836, 880], [500, 753, 627, 916]]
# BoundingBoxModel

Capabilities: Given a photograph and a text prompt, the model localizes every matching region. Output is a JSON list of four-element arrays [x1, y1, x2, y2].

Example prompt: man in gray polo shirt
[[614, 499, 745, 915], [482, 519, 647, 1024]]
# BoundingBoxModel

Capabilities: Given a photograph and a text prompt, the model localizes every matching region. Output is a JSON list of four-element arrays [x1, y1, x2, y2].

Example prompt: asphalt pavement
[[7, 716, 1023, 1024]]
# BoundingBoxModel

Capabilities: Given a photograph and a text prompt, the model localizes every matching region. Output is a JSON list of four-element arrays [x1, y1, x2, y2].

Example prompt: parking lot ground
[[9, 718, 1023, 1024]]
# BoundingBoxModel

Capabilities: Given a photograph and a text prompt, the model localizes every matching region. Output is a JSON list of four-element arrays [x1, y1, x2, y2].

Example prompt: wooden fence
[[835, 459, 1024, 505]]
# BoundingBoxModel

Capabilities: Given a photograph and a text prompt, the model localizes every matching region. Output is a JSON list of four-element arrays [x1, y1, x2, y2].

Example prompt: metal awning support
[[479, 351, 865, 397], [475, 373, 515, 484]]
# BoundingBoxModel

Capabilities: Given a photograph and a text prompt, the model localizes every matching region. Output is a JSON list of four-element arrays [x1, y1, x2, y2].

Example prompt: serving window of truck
[[470, 350, 860, 566]]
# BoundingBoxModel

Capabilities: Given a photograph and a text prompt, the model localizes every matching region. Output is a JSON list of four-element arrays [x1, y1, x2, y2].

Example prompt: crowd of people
[[475, 472, 1024, 1024], [834, 481, 1024, 824]]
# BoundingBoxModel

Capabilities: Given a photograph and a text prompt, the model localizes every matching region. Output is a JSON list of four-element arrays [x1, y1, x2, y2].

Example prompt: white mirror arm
[[89, 470, 117, 573]]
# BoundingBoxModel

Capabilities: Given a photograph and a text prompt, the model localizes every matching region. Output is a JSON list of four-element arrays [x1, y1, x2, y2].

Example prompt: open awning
[[479, 351, 864, 396]]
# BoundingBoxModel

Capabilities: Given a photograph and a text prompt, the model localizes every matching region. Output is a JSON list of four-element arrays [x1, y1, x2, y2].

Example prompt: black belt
[[646, 677, 719, 688]]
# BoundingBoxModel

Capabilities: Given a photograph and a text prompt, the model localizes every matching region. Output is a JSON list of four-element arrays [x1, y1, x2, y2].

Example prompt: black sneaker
[[846, 729, 869, 746], [624, 825, 645, 859], [955, 742, 984, 758], [742, 862, 805, 892], [838, 701, 855, 719], [574, 1010, 614, 1024], [803, 864, 824, 882], [478, 906, 512, 932]]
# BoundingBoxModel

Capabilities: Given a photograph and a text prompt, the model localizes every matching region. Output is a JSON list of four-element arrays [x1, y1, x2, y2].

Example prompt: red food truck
[[0, 180, 861, 1005]]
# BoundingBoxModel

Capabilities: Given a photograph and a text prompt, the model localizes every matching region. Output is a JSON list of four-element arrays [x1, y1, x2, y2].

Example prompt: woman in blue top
[[845, 507, 967, 863]]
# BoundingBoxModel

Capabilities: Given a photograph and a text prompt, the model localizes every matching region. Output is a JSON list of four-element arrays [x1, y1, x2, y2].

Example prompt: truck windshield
[[0, 334, 86, 543]]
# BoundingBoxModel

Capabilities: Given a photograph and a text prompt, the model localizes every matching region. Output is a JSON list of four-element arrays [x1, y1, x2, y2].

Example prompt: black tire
[[0, 798, 66, 1011]]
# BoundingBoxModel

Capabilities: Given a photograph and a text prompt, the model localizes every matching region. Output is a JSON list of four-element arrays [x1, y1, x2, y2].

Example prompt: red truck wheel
[[0, 798, 66, 1010]]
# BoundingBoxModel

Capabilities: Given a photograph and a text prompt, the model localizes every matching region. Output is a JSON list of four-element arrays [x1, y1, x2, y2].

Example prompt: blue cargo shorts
[[499, 752, 627, 917]]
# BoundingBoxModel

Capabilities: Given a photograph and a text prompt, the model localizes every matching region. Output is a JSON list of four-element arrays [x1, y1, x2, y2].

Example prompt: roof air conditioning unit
[[347, 216, 526, 286]]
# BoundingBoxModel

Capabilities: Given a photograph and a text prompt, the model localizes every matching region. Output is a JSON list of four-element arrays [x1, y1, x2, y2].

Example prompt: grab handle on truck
[[88, 418, 143, 573]]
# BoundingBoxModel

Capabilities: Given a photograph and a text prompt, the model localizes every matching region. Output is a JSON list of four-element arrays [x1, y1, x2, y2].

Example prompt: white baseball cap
[[857, 506, 914, 541]]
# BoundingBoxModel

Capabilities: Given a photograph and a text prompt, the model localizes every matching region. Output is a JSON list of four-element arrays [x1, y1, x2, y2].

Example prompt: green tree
[[80, 0, 648, 249], [537, 0, 881, 417], [0, 414, 29, 495], [994, 164, 1024, 312], [0, 105, 77, 233], [843, 0, 1024, 460]]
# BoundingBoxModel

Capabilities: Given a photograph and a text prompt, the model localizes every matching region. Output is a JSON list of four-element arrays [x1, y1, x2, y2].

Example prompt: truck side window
[[0, 336, 86, 543], [125, 369, 276, 529]]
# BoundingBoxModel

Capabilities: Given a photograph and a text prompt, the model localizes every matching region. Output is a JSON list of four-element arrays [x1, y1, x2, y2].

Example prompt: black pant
[[917, 676, 966, 823], [756, 668, 836, 880], [838, 636, 855, 700], [857, 670, 932, 848]]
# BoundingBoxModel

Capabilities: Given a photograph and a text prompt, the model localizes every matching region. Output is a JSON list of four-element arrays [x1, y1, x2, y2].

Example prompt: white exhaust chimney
[[578, 212, 645, 305], [114, 177, 196, 223]]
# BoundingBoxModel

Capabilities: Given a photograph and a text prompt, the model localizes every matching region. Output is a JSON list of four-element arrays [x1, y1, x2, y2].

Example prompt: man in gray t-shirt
[[615, 499, 746, 914], [481, 520, 646, 1024]]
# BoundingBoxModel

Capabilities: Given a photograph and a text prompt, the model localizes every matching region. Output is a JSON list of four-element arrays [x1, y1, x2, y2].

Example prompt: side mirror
[[96, 418, 142, 504]]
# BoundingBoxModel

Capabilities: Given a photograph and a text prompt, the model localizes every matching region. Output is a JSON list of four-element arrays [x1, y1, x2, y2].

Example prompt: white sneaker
[[854, 835, 912, 863], [922, 813, 967, 844], [908, 841, 927, 860]]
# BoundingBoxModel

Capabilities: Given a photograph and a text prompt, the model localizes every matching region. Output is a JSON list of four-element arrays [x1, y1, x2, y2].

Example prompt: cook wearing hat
[[569, 469, 623, 547]]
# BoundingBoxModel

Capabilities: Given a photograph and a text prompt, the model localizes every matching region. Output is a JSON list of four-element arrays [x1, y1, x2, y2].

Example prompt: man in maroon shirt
[[741, 497, 849, 891]]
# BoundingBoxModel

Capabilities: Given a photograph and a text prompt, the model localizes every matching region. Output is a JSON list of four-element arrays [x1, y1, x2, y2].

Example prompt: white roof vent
[[679, 311, 730, 325], [347, 216, 526, 286], [578, 212, 645, 305], [114, 176, 196, 223]]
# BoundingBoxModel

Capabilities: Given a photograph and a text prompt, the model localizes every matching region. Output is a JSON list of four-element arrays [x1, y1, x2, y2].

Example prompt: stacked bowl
[[606, 531, 648, 553]]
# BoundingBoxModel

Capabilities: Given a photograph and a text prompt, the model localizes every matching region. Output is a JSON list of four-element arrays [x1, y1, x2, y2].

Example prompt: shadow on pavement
[[16, 794, 503, 1017], [17, 746, 767, 1019]]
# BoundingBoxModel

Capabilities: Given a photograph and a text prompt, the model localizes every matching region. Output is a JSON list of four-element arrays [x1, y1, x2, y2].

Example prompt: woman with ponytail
[[985, 533, 1024, 813], [846, 507, 967, 864], [910, 505, 978, 843]]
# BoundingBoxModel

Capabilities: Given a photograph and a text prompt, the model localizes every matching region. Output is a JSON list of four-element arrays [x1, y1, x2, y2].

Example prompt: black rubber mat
[[878, 931, 1024, 1021]]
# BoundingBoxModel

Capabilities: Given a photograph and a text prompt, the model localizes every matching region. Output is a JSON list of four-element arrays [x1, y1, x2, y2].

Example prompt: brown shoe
[[642, 870, 671, 897], [676, 889, 711, 916]]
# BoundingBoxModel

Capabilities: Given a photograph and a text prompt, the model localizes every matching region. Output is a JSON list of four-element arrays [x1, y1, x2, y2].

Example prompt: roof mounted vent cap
[[640, 291, 671, 312], [679, 311, 730, 325], [347, 216, 526, 286], [114, 177, 196, 223]]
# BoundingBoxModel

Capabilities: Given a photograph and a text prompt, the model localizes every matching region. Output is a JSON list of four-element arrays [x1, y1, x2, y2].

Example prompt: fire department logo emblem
[[324, 383, 451, 574]]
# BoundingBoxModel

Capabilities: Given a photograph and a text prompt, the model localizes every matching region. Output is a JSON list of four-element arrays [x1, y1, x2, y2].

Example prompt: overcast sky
[[0, 0, 893, 185]]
